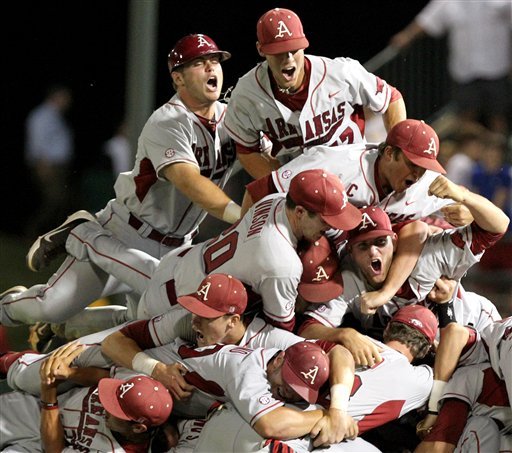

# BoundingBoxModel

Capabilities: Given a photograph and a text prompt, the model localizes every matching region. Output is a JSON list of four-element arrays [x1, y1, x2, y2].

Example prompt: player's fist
[[440, 203, 473, 227], [428, 175, 468, 203], [427, 277, 457, 304]]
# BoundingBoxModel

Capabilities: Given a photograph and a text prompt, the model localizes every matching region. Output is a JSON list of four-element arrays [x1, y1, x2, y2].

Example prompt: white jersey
[[225, 55, 393, 159], [306, 224, 492, 332], [111, 94, 235, 236], [144, 341, 287, 423], [272, 144, 452, 222], [139, 194, 302, 325], [441, 363, 511, 434]]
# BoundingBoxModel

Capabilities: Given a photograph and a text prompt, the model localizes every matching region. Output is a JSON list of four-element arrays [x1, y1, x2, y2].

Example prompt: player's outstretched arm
[[253, 406, 324, 440], [102, 329, 194, 400], [300, 323, 382, 367], [163, 162, 241, 224], [360, 220, 429, 313], [429, 175, 510, 234]]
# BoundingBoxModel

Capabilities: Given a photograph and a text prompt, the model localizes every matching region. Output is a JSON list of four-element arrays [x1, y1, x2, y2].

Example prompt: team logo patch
[[197, 282, 211, 301], [300, 366, 319, 385], [275, 20, 293, 39], [410, 319, 423, 328], [119, 382, 135, 398], [259, 396, 271, 405], [313, 265, 329, 282], [197, 35, 213, 48], [423, 137, 438, 157], [285, 301, 294, 312], [165, 149, 175, 158], [358, 212, 377, 231], [317, 304, 327, 312], [281, 170, 292, 179]]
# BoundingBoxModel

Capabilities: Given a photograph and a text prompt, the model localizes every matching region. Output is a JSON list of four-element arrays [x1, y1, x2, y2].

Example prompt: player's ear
[[132, 423, 148, 434], [256, 42, 265, 58], [391, 232, 398, 251], [171, 70, 183, 88], [267, 351, 286, 374]]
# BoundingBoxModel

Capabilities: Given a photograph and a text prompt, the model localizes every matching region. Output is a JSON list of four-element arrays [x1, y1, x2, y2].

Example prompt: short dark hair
[[383, 322, 431, 360]]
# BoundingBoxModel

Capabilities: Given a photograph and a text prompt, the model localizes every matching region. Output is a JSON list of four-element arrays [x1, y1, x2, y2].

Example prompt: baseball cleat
[[26, 210, 96, 272], [0, 286, 27, 299]]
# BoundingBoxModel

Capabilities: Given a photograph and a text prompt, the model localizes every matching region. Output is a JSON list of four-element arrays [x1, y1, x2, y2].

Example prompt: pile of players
[[0, 7, 510, 453]]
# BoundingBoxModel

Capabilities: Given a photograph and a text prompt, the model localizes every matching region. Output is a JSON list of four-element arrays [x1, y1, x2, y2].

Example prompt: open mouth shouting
[[206, 75, 218, 91], [282, 66, 296, 82], [370, 258, 382, 276]]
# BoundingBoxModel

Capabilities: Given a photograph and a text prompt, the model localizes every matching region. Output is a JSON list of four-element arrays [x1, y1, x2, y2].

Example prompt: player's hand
[[428, 277, 457, 304], [152, 362, 194, 401], [340, 328, 383, 367], [310, 408, 358, 447], [428, 175, 468, 204], [359, 290, 391, 315], [39, 340, 86, 386], [416, 413, 438, 441], [440, 203, 473, 227]]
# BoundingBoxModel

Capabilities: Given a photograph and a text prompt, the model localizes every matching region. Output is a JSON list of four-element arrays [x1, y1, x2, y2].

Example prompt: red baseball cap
[[177, 273, 247, 318], [281, 341, 330, 404], [298, 236, 344, 303], [98, 375, 173, 427], [168, 34, 231, 72], [288, 169, 362, 231], [386, 119, 445, 174], [347, 207, 394, 245], [390, 305, 438, 344], [257, 8, 309, 55]]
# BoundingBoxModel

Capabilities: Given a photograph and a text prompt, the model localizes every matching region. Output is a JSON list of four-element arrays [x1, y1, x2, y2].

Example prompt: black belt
[[128, 214, 197, 247]]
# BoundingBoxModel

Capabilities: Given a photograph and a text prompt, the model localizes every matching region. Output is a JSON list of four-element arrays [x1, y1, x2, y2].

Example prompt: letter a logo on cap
[[119, 382, 135, 399], [359, 212, 377, 231], [275, 20, 293, 39], [301, 366, 319, 385], [197, 282, 211, 301], [423, 137, 438, 157], [197, 36, 213, 48], [313, 265, 330, 283]]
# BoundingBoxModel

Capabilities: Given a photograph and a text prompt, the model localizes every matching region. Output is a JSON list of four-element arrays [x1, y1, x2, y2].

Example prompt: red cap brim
[[403, 151, 446, 174], [259, 37, 309, 55], [321, 202, 362, 231], [298, 272, 344, 303], [177, 295, 226, 318], [98, 378, 131, 421]]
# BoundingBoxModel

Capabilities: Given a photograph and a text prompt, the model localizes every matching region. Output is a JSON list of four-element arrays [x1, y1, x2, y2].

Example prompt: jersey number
[[203, 230, 239, 273]]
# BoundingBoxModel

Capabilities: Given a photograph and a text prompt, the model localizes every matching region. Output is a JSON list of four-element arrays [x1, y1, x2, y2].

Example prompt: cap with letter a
[[386, 119, 445, 174], [257, 8, 309, 55], [347, 206, 394, 245], [298, 236, 344, 303], [177, 273, 247, 318], [281, 341, 330, 404]]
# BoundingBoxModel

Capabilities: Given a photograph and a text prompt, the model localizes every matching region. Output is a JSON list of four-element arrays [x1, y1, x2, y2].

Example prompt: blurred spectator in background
[[25, 84, 74, 237], [103, 119, 132, 178], [471, 137, 512, 223], [390, 0, 512, 136]]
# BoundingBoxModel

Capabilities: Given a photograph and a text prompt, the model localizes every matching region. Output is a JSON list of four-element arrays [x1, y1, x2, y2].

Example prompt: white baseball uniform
[[304, 222, 503, 333], [66, 194, 303, 330], [225, 56, 395, 159], [267, 144, 453, 223], [424, 362, 511, 451], [0, 383, 151, 452], [0, 94, 235, 327]]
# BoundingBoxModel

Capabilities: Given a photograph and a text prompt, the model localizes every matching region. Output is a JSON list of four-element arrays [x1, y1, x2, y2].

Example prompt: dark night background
[[3, 1, 429, 233]]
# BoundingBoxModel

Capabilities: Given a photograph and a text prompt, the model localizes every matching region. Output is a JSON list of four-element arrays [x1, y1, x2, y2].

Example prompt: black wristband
[[437, 300, 457, 328]]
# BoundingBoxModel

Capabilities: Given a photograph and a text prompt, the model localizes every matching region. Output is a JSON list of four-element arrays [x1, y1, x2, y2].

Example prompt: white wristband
[[132, 352, 160, 376], [428, 379, 446, 413], [329, 384, 350, 411], [222, 201, 241, 224]]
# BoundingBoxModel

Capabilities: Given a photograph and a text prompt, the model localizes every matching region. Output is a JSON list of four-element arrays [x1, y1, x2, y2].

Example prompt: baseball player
[[0, 34, 240, 330], [224, 7, 407, 179], [415, 362, 511, 453], [0, 342, 173, 452], [42, 169, 362, 333], [300, 176, 509, 337], [185, 304, 436, 452], [244, 118, 462, 312]]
